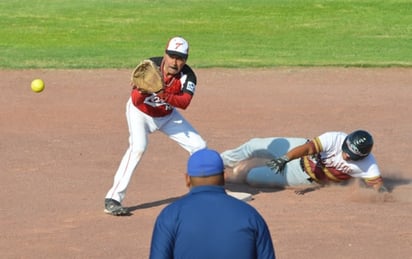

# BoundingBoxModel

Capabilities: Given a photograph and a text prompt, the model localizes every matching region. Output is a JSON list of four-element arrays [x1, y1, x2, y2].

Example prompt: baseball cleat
[[104, 198, 130, 216]]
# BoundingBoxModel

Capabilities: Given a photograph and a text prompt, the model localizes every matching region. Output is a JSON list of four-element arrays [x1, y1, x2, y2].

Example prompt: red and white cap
[[165, 36, 189, 59]]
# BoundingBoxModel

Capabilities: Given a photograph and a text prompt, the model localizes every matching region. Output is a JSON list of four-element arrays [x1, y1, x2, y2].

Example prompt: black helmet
[[341, 130, 374, 161]]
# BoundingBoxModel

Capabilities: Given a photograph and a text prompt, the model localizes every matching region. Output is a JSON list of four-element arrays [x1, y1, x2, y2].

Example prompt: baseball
[[31, 79, 45, 93]]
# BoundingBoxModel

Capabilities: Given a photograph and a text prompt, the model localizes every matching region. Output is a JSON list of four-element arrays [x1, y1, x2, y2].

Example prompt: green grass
[[0, 0, 411, 68]]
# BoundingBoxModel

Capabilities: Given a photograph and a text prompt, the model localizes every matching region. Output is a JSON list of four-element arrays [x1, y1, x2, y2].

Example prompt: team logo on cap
[[172, 42, 184, 50], [166, 37, 189, 58]]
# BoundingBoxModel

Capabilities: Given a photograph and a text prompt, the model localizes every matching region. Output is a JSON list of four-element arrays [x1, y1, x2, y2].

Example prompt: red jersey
[[131, 57, 197, 117]]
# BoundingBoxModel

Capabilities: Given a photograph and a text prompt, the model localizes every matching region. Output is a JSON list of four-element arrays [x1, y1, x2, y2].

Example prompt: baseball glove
[[266, 155, 290, 175], [131, 60, 163, 93]]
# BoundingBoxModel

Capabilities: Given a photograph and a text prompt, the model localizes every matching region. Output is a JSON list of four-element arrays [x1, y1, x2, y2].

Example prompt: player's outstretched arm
[[266, 141, 316, 174]]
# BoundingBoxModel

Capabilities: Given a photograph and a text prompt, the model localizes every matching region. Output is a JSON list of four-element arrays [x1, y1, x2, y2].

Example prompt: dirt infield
[[1, 68, 411, 258]]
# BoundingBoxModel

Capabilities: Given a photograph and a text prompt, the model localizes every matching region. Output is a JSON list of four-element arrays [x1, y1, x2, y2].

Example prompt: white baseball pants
[[105, 98, 207, 202]]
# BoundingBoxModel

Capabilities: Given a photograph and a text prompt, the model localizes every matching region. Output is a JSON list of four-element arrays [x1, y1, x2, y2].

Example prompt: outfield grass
[[0, 0, 411, 69]]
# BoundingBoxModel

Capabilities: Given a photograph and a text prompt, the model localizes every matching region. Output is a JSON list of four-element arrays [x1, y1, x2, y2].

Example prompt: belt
[[300, 157, 315, 183]]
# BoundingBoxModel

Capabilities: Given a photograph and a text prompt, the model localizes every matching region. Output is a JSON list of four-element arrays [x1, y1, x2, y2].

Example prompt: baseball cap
[[165, 36, 189, 59], [187, 149, 224, 177]]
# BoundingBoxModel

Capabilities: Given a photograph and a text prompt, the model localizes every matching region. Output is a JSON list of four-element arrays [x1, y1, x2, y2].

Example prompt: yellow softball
[[31, 79, 45, 93]]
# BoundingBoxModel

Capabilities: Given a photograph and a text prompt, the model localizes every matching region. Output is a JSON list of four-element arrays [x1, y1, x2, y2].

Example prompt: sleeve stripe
[[363, 176, 383, 186], [313, 137, 323, 153]]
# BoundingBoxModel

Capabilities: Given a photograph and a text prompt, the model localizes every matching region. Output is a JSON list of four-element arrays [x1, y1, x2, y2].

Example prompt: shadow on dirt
[[127, 176, 410, 212], [380, 175, 411, 192], [127, 184, 283, 212], [225, 175, 411, 195], [128, 196, 182, 212]]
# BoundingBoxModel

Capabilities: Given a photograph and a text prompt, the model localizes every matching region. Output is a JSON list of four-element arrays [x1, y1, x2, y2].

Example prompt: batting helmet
[[341, 130, 374, 161]]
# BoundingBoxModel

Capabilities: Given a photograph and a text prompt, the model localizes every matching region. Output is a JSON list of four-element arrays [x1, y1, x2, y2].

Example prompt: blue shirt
[[150, 185, 275, 259]]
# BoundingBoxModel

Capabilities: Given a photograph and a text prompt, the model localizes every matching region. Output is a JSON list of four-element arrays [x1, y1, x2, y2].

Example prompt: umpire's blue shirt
[[150, 185, 275, 259]]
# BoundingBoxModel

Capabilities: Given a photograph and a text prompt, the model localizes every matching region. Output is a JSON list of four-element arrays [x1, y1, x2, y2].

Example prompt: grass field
[[0, 0, 411, 68]]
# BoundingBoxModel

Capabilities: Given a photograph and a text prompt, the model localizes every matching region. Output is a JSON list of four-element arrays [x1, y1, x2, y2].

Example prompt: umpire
[[149, 148, 276, 259]]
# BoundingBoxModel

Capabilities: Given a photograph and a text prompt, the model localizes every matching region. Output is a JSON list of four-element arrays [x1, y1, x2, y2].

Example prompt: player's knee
[[248, 137, 262, 143], [130, 149, 145, 159], [247, 137, 266, 146], [192, 140, 207, 153]]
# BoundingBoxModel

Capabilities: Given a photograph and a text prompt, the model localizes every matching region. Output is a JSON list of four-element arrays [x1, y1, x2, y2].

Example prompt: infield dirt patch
[[1, 68, 411, 258]]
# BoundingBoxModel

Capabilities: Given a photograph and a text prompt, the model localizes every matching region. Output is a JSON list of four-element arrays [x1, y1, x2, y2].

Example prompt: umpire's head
[[186, 148, 225, 187]]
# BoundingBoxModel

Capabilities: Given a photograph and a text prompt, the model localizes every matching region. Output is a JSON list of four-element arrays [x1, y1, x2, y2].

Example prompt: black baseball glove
[[266, 155, 290, 175]]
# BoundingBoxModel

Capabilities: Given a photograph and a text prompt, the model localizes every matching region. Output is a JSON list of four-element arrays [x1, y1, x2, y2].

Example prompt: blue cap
[[187, 149, 224, 177]]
